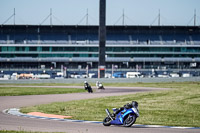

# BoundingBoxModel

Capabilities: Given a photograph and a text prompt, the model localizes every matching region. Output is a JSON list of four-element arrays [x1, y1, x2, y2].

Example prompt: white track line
[[4, 108, 200, 130]]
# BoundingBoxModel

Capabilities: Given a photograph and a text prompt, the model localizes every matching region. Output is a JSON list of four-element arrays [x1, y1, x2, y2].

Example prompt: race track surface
[[0, 86, 199, 133]]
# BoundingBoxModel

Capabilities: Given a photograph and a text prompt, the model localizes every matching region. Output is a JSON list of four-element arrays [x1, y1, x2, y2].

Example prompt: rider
[[96, 81, 105, 89], [111, 101, 138, 118], [96, 81, 99, 88], [84, 81, 93, 93]]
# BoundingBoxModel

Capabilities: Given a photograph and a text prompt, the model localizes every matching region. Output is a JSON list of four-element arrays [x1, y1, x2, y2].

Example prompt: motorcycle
[[96, 81, 105, 90], [103, 102, 139, 127], [84, 81, 93, 93]]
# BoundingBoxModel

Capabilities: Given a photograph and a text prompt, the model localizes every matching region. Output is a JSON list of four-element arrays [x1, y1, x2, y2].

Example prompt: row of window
[[1, 46, 200, 52], [1, 34, 199, 40], [1, 54, 199, 58]]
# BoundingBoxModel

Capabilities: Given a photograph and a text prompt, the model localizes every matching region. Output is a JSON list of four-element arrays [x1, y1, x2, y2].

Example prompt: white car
[[182, 73, 190, 77], [126, 72, 141, 78], [170, 73, 179, 77], [35, 74, 51, 79]]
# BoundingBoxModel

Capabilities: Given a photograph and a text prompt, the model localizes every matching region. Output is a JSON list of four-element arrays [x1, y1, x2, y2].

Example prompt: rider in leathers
[[111, 101, 138, 118], [84, 81, 93, 93]]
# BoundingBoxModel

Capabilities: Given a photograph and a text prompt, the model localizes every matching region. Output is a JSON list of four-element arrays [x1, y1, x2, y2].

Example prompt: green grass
[[0, 83, 83, 86], [0, 87, 85, 96], [21, 82, 200, 127], [0, 82, 198, 88]]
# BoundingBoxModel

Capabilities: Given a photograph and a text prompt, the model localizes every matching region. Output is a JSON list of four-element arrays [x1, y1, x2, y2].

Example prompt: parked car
[[157, 74, 170, 78], [88, 73, 96, 78], [105, 73, 112, 78], [91, 74, 98, 78], [11, 73, 18, 80], [126, 72, 142, 78], [82, 73, 88, 78], [51, 72, 64, 79], [35, 74, 51, 79], [70, 72, 81, 78], [170, 73, 180, 77], [157, 71, 170, 78], [182, 73, 190, 77], [18, 73, 34, 79], [0, 74, 10, 80], [112, 72, 126, 78]]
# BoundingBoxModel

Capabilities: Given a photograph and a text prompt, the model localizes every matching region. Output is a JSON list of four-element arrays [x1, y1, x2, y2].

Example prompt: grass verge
[[21, 82, 200, 127], [0, 87, 85, 96], [0, 83, 83, 86]]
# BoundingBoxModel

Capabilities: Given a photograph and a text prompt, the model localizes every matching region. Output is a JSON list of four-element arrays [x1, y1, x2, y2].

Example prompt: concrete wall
[[1, 77, 200, 84]]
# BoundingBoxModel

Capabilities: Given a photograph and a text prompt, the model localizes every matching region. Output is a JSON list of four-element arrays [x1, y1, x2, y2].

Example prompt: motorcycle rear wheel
[[123, 114, 136, 127], [103, 117, 111, 126]]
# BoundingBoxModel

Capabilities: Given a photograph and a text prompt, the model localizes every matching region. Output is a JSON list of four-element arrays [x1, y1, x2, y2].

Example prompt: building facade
[[0, 25, 200, 73]]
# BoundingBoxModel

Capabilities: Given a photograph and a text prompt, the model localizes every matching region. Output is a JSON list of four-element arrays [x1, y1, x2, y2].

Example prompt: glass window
[[29, 47, 37, 51], [8, 47, 15, 51], [52, 47, 64, 52], [137, 47, 150, 52], [181, 47, 186, 52], [186, 47, 200, 52], [76, 47, 88, 52], [63, 47, 75, 51], [16, 47, 25, 51], [106, 47, 112, 52], [2, 47, 7, 52], [42, 47, 50, 51], [89, 47, 98, 52], [173, 47, 181, 52]]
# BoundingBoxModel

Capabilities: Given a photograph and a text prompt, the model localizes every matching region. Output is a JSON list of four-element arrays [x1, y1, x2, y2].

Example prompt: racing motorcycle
[[103, 101, 139, 127], [96, 81, 105, 90]]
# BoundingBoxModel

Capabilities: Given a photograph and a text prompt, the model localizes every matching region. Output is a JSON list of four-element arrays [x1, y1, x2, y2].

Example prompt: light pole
[[98, 0, 106, 78]]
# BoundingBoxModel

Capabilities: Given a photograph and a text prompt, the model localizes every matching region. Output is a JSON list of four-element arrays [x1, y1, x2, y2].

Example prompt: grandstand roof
[[1, 24, 200, 29], [1, 25, 200, 35]]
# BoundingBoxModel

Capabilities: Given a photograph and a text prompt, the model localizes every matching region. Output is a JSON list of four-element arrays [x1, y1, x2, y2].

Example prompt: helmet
[[132, 101, 138, 108], [84, 81, 87, 84], [124, 103, 131, 108]]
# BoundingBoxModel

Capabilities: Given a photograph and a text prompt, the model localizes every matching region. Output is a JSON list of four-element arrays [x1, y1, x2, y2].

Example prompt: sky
[[0, 0, 200, 26]]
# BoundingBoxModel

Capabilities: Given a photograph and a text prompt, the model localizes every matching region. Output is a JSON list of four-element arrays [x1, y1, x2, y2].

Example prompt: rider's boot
[[111, 113, 116, 120]]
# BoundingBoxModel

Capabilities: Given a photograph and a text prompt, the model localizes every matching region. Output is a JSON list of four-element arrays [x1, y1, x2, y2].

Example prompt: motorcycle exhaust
[[105, 109, 113, 120]]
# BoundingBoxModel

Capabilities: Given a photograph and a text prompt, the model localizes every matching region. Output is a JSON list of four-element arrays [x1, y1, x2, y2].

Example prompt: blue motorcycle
[[103, 101, 139, 127]]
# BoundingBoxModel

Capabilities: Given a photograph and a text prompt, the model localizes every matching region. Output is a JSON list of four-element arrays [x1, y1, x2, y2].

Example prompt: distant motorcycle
[[96, 81, 105, 90], [103, 101, 139, 127], [84, 81, 93, 93]]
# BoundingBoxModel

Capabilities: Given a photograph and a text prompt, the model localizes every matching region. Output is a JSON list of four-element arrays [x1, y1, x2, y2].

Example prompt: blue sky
[[0, 0, 200, 26]]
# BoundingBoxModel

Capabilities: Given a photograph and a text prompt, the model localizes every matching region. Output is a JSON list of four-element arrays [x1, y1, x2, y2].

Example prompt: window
[[29, 47, 37, 51], [42, 47, 49, 51]]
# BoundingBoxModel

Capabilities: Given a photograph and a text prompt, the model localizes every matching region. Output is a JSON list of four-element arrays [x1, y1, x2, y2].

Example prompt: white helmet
[[84, 81, 87, 84]]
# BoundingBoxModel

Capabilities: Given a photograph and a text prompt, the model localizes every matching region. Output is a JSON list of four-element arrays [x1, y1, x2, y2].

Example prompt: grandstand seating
[[0, 25, 200, 71], [0, 25, 200, 45]]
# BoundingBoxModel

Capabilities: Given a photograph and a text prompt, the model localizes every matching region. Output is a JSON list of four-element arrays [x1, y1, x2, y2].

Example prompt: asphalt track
[[0, 86, 199, 133]]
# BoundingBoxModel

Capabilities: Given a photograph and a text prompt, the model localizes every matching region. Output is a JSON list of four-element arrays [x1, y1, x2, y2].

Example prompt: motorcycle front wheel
[[103, 117, 111, 126], [123, 114, 136, 127]]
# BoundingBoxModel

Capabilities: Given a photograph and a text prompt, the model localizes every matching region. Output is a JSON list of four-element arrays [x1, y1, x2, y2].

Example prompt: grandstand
[[0, 25, 200, 75]]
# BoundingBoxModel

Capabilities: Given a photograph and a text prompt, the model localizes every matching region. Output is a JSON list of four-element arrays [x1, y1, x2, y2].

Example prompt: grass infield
[[0, 87, 85, 96], [21, 82, 200, 127]]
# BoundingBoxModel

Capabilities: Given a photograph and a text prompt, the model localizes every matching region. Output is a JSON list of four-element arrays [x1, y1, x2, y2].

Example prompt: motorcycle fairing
[[110, 108, 134, 125]]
